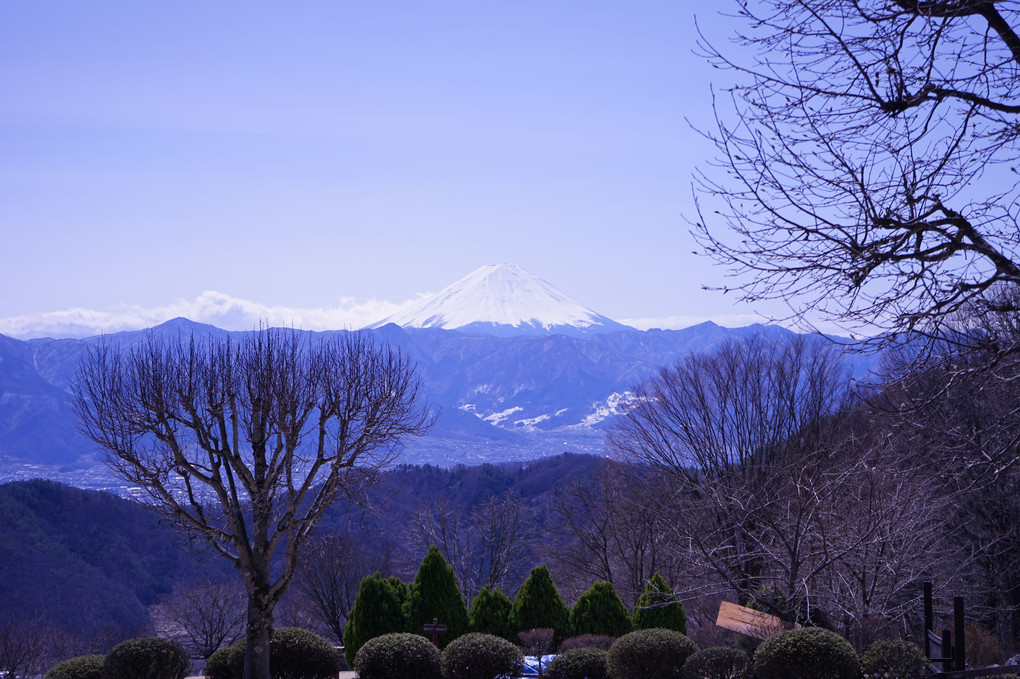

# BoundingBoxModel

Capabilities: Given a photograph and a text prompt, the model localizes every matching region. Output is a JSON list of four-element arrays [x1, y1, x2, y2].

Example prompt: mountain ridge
[[369, 263, 634, 337], [0, 318, 879, 489]]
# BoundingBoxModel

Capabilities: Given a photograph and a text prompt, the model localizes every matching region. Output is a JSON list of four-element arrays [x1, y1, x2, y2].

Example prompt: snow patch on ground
[[513, 414, 551, 430], [578, 391, 639, 427], [483, 406, 524, 426]]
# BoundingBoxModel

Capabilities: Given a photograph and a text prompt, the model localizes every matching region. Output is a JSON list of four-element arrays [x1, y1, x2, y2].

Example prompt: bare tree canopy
[[149, 579, 246, 660], [407, 491, 535, 603], [72, 328, 431, 679], [609, 335, 949, 635], [694, 1, 1020, 343]]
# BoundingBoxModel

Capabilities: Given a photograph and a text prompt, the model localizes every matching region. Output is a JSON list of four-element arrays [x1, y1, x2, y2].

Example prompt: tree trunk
[[243, 596, 272, 679]]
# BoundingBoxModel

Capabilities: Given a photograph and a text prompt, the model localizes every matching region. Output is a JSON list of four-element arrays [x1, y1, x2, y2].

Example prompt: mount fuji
[[369, 263, 634, 337]]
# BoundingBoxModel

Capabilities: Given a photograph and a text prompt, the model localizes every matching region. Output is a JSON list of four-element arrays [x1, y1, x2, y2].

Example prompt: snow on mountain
[[369, 264, 633, 336]]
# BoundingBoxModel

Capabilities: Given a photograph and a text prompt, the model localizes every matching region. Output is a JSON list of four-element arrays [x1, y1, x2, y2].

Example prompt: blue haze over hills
[[0, 266, 879, 491]]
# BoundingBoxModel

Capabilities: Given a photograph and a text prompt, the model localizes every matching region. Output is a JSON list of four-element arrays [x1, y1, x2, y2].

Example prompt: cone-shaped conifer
[[405, 545, 469, 649], [343, 573, 407, 666], [632, 573, 686, 634], [510, 565, 571, 644], [570, 580, 633, 637], [469, 586, 514, 641]]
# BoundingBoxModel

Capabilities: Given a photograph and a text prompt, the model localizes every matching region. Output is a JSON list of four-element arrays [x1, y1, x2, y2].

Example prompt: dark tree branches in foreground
[[72, 328, 431, 679], [694, 0, 1020, 346]]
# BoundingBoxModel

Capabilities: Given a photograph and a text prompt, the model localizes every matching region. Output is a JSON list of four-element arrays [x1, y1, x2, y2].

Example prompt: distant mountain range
[[0, 265, 880, 489]]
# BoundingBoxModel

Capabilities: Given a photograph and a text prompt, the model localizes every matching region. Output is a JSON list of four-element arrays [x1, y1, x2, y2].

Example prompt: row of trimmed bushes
[[44, 638, 190, 679], [43, 629, 340, 679], [352, 625, 997, 679], [45, 622, 992, 679]]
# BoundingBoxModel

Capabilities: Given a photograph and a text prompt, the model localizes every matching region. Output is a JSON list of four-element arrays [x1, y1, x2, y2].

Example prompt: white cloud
[[0, 291, 429, 339]]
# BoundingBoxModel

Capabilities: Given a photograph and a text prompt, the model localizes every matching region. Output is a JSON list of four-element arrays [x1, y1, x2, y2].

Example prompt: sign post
[[422, 617, 449, 646]]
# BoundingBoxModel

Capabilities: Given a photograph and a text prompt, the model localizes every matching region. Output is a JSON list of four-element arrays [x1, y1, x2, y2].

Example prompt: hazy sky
[[0, 2, 779, 338]]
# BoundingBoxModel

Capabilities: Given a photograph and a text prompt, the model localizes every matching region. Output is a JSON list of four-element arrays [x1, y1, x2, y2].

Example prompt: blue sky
[[0, 2, 777, 338]]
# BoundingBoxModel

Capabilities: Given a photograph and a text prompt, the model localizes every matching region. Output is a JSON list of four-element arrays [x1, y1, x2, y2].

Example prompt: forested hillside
[[0, 480, 231, 636], [0, 454, 602, 644]]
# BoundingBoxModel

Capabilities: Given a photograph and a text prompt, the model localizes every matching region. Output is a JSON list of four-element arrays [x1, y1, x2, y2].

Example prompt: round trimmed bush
[[270, 627, 339, 679], [103, 637, 189, 679], [441, 632, 524, 679], [606, 628, 699, 679], [546, 647, 608, 679], [861, 639, 927, 679], [354, 633, 442, 679], [753, 627, 860, 679], [204, 640, 245, 679], [204, 641, 244, 679], [45, 655, 105, 679], [681, 647, 750, 679], [203, 628, 337, 679]]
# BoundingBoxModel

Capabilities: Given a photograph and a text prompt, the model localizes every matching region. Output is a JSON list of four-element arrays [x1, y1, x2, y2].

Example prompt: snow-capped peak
[[369, 264, 632, 337]]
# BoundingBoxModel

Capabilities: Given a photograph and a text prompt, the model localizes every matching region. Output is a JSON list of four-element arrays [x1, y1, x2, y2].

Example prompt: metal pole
[[954, 597, 966, 672], [924, 582, 933, 658]]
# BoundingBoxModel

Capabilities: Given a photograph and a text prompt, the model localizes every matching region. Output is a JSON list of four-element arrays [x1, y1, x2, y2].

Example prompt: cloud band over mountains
[[0, 291, 772, 340], [0, 291, 426, 339]]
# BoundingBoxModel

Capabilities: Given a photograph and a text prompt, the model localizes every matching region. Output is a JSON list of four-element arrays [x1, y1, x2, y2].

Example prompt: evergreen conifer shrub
[[468, 587, 514, 641], [861, 639, 927, 679], [405, 546, 469, 650], [440, 632, 524, 679], [353, 633, 441, 679], [102, 637, 189, 679], [44, 655, 105, 679], [753, 627, 860, 679], [545, 648, 609, 679], [570, 581, 633, 638], [681, 647, 751, 679], [343, 573, 408, 666], [606, 628, 698, 679], [510, 565, 571, 644], [632, 574, 687, 634]]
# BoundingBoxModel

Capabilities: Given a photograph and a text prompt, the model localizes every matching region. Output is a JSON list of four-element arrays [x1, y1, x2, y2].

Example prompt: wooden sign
[[422, 617, 449, 645], [715, 601, 793, 640]]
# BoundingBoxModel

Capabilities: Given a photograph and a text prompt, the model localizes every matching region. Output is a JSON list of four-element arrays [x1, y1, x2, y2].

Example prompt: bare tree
[[407, 491, 535, 603], [72, 328, 431, 679], [548, 463, 681, 607], [149, 579, 246, 659], [0, 618, 49, 679], [291, 529, 395, 644], [610, 335, 866, 619], [611, 334, 959, 635], [693, 1, 1020, 345]]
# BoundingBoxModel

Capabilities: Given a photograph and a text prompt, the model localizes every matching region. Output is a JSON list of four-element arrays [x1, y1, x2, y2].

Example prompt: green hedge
[[545, 647, 609, 679], [44, 655, 105, 679], [103, 637, 188, 679], [753, 628, 860, 679], [606, 628, 698, 679], [681, 646, 750, 679], [203, 628, 338, 679], [440, 632, 524, 679], [861, 639, 927, 679], [353, 633, 441, 679]]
